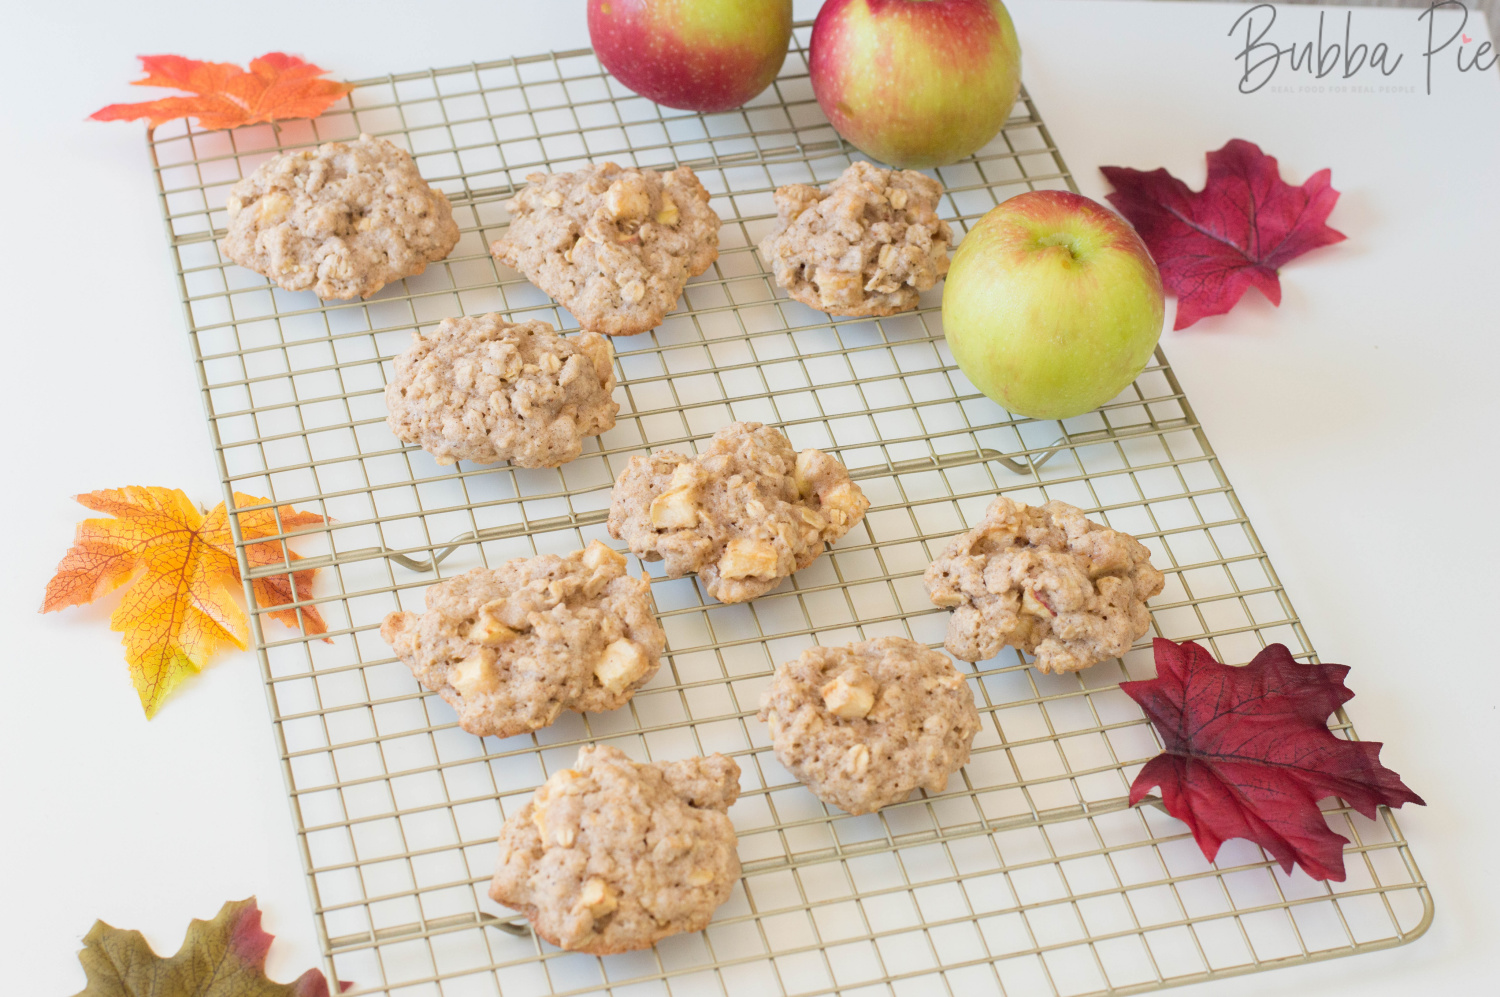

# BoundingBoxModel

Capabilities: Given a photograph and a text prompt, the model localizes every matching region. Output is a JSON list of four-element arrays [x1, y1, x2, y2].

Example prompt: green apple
[[943, 190, 1165, 420], [810, 0, 1022, 168]]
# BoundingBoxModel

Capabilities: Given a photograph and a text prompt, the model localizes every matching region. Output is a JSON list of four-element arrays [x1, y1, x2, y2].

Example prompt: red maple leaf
[[1101, 139, 1346, 330], [1121, 638, 1422, 882], [91, 53, 353, 131]]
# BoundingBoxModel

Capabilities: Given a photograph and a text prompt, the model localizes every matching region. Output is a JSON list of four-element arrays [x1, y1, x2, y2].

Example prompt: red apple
[[587, 0, 793, 113], [942, 190, 1165, 420], [810, 0, 1023, 168]]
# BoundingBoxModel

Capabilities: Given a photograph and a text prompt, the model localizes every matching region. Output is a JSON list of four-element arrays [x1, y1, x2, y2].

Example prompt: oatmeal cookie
[[384, 314, 618, 468], [379, 542, 664, 738], [490, 745, 741, 954], [924, 497, 1165, 673], [607, 422, 869, 604], [220, 134, 460, 299], [758, 161, 952, 317], [491, 162, 720, 336], [759, 637, 980, 815]]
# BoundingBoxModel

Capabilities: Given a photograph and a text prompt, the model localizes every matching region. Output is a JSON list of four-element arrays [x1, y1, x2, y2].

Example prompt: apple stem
[[1037, 232, 1082, 260]]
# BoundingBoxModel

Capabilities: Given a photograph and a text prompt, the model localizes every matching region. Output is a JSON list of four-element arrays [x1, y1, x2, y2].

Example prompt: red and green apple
[[942, 190, 1165, 420], [810, 0, 1023, 168], [587, 0, 793, 113]]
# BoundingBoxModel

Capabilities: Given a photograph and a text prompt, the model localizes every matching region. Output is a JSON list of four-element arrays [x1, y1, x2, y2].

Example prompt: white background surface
[[2, 1, 1496, 994]]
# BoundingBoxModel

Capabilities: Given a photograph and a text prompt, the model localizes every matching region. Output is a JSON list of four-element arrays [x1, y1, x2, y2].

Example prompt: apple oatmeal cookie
[[759, 637, 980, 815], [491, 162, 721, 336], [490, 745, 741, 954], [384, 314, 618, 469], [379, 542, 664, 738], [607, 422, 870, 604], [220, 133, 460, 299], [924, 497, 1164, 673], [758, 160, 953, 316]]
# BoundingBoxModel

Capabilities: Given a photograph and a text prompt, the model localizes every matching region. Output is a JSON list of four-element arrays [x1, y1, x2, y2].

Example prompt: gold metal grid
[[145, 23, 1430, 997]]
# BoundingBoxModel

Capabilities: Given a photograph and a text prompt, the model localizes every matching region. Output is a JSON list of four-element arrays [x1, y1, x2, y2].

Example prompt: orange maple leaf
[[90, 53, 353, 130], [42, 487, 329, 717]]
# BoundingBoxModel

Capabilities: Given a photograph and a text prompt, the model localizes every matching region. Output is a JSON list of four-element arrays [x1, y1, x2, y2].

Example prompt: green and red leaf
[[72, 897, 347, 997]]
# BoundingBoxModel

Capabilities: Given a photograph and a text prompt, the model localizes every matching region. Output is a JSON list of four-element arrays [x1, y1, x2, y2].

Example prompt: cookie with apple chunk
[[491, 163, 721, 336], [220, 134, 459, 300], [924, 497, 1164, 673], [490, 745, 741, 954], [379, 542, 663, 738], [384, 313, 618, 469], [607, 421, 868, 604], [758, 160, 953, 316], [758, 637, 979, 815]]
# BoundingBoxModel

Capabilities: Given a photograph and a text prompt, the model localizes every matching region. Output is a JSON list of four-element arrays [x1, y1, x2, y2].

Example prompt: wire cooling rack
[[144, 23, 1429, 997]]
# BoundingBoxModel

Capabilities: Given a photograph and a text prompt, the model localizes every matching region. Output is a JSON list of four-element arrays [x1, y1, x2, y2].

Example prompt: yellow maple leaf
[[42, 486, 328, 717]]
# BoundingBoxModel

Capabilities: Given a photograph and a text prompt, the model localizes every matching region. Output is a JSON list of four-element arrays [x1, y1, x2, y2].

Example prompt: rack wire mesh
[[145, 23, 1430, 997]]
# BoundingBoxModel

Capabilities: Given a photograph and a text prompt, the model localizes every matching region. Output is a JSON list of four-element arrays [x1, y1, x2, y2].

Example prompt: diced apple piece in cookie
[[595, 638, 651, 694]]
